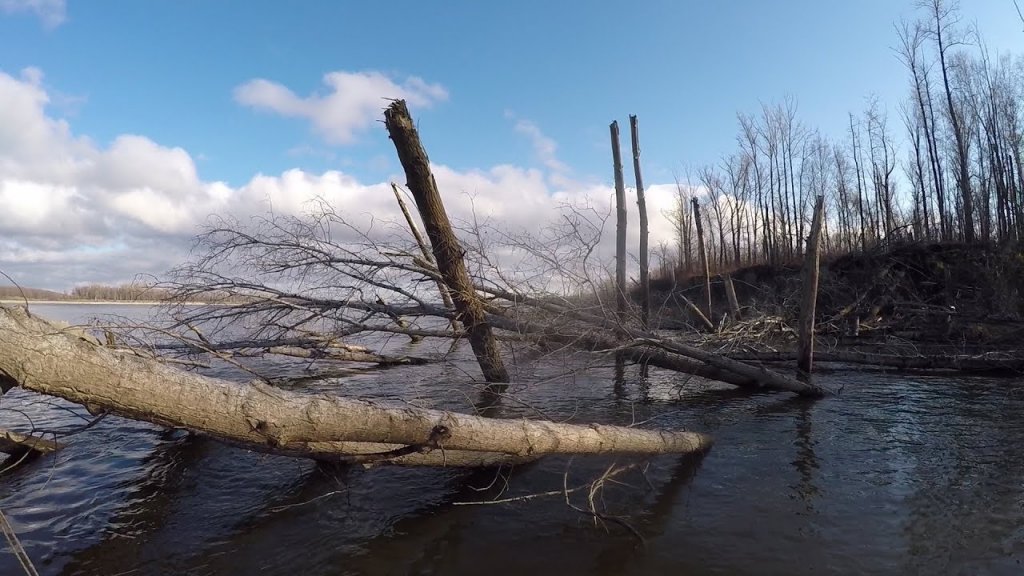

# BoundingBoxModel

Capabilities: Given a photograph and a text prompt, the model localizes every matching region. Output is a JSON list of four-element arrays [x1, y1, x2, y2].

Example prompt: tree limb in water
[[0, 306, 713, 467]]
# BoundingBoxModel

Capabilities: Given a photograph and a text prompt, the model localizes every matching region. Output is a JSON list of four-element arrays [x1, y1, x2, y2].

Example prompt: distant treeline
[[67, 283, 173, 302], [660, 0, 1024, 280], [0, 286, 70, 301], [0, 283, 250, 303], [0, 283, 171, 302]]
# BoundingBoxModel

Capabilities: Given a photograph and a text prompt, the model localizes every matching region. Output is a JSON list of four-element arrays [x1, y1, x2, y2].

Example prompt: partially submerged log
[[484, 312, 824, 396], [478, 286, 824, 396], [0, 428, 62, 458], [727, 349, 1024, 373], [266, 345, 427, 365], [154, 337, 428, 366], [0, 306, 712, 467]]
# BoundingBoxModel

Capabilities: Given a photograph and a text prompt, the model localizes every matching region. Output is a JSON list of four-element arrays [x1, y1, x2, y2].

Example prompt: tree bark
[[723, 273, 741, 321], [384, 100, 509, 383], [610, 121, 628, 326], [692, 199, 713, 322], [728, 349, 1024, 373], [391, 182, 460, 337], [0, 428, 62, 457], [265, 345, 427, 365], [482, 305, 824, 396], [630, 115, 650, 331], [797, 196, 825, 381], [0, 306, 713, 465]]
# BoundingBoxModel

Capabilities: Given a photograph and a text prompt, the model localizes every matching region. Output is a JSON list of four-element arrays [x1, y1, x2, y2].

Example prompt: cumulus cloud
[[0, 0, 66, 27], [510, 117, 570, 176], [0, 67, 683, 292], [234, 71, 448, 145]]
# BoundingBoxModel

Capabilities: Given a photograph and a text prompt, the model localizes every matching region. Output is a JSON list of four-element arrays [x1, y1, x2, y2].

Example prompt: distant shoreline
[[0, 299, 211, 306]]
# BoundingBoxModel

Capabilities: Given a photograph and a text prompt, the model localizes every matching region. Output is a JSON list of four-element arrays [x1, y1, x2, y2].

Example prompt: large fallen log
[[153, 337, 428, 366], [0, 306, 712, 467], [726, 349, 1024, 373], [478, 287, 824, 396]]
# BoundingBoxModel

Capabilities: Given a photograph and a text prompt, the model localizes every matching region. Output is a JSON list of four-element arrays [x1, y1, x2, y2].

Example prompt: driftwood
[[153, 337, 428, 366], [727, 349, 1024, 373], [473, 285, 823, 395], [723, 274, 741, 321], [265, 345, 427, 365], [0, 306, 713, 467], [482, 308, 824, 396], [0, 428, 62, 458], [674, 291, 716, 332]]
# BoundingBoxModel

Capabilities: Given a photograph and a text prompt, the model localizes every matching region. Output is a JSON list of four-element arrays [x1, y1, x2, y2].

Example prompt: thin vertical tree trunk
[[723, 273, 741, 321], [384, 100, 509, 383], [932, 0, 975, 242], [391, 182, 459, 339], [630, 115, 650, 331], [797, 196, 825, 382], [692, 198, 712, 323], [610, 121, 628, 326]]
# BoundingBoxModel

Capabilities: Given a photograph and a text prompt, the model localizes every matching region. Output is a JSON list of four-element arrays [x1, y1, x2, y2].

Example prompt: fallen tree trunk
[[484, 312, 824, 396], [266, 345, 427, 365], [477, 286, 823, 396], [726, 349, 1024, 373], [0, 306, 712, 466], [152, 336, 431, 366], [0, 428, 62, 458]]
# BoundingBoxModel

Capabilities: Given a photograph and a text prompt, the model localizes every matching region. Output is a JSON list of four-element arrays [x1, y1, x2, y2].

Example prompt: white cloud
[[0, 0, 66, 27], [511, 117, 570, 176], [234, 71, 448, 145], [0, 67, 684, 292]]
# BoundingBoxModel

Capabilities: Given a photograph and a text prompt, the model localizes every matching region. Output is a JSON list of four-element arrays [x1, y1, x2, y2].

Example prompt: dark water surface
[[1, 304, 1023, 575]]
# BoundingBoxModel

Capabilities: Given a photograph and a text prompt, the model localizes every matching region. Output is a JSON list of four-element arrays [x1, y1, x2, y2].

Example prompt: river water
[[1, 304, 1022, 575]]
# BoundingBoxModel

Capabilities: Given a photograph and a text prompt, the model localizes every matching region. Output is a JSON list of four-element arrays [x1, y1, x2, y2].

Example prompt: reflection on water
[[1, 304, 1023, 575]]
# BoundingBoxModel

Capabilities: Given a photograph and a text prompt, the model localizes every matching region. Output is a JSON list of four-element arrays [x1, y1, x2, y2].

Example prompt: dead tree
[[797, 196, 826, 381], [692, 198, 712, 321], [723, 273, 741, 321], [610, 120, 628, 325], [384, 100, 508, 383], [630, 115, 650, 330], [0, 306, 713, 466]]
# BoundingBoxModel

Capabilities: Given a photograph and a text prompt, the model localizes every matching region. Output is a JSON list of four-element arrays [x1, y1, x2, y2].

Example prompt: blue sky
[[0, 0, 1021, 289]]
